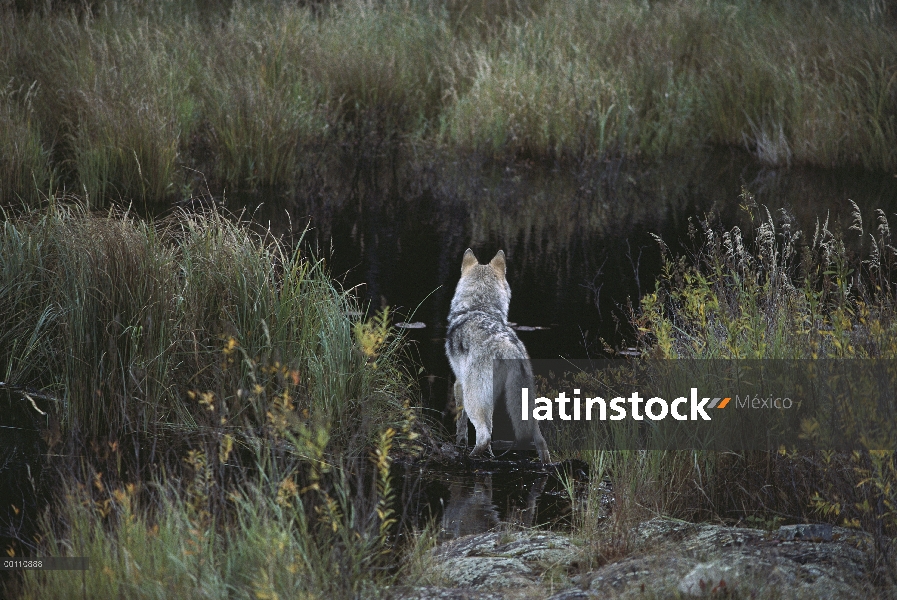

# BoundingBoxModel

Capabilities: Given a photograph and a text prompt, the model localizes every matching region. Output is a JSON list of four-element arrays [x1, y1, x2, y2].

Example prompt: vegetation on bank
[[637, 192, 897, 360], [0, 201, 414, 447], [0, 200, 423, 597], [2, 193, 896, 596], [568, 194, 897, 583], [1, 0, 896, 209]]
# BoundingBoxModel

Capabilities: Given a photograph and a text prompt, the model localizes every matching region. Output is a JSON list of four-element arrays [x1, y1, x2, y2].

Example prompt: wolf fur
[[445, 249, 551, 463]]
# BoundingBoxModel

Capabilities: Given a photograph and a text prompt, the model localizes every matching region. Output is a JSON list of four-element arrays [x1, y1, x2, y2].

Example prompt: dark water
[[394, 447, 594, 540]]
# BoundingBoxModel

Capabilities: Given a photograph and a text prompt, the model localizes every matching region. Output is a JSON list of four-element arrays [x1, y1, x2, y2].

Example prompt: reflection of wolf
[[445, 249, 551, 463], [440, 473, 547, 539]]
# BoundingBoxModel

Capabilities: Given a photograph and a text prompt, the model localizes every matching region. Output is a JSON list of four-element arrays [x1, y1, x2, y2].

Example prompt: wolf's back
[[446, 310, 527, 364]]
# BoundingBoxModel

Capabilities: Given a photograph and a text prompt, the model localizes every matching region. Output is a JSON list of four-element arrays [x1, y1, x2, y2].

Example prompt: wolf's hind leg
[[465, 389, 493, 458], [532, 426, 551, 464], [454, 381, 468, 446]]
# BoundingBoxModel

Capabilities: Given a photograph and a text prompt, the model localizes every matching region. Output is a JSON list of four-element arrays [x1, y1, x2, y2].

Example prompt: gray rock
[[776, 523, 833, 541], [435, 531, 578, 565], [584, 554, 696, 595], [438, 557, 532, 590], [677, 561, 738, 596], [489, 533, 578, 564], [388, 587, 505, 599], [546, 590, 593, 600], [584, 519, 886, 599], [414, 519, 895, 599], [430, 531, 580, 591]]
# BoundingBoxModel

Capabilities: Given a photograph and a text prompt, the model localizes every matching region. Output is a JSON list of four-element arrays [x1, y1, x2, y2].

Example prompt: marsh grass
[[0, 198, 427, 597], [0, 199, 414, 447], [1, 0, 895, 210], [568, 192, 897, 578]]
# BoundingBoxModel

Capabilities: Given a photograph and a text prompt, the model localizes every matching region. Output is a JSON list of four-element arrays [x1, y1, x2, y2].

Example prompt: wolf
[[445, 249, 551, 463]]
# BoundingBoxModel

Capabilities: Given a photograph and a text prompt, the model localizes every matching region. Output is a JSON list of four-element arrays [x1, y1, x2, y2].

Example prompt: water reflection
[[397, 450, 589, 540], [440, 474, 498, 537], [440, 473, 547, 539]]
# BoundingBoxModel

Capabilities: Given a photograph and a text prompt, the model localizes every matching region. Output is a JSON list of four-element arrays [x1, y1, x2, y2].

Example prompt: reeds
[[1, 0, 895, 209], [1, 198, 423, 597], [572, 193, 897, 576]]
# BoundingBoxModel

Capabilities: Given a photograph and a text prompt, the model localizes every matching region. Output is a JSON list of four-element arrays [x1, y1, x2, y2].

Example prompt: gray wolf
[[445, 249, 551, 463]]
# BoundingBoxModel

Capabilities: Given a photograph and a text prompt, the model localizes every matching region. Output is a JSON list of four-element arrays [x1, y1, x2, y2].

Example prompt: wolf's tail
[[499, 359, 551, 463]]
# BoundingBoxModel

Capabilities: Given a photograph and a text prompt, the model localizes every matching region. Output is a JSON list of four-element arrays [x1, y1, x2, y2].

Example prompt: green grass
[[0, 199, 415, 448], [566, 193, 897, 578], [14, 430, 412, 599], [1, 0, 895, 210], [0, 198, 424, 597]]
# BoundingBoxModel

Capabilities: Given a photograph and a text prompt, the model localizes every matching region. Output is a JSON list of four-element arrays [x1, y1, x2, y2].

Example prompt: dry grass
[[1, 0, 895, 209], [567, 193, 897, 578]]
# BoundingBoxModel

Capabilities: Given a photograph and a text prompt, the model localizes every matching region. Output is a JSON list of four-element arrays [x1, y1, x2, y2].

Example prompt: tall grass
[[1, 198, 423, 596], [1, 0, 895, 209], [445, 0, 897, 166], [0, 199, 412, 451], [0, 82, 53, 206], [571, 192, 897, 577]]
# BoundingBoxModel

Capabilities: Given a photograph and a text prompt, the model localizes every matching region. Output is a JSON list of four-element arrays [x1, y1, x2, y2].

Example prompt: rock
[[546, 590, 592, 600], [584, 518, 886, 599], [582, 554, 696, 595], [435, 531, 578, 565], [411, 519, 894, 599], [426, 531, 580, 592], [677, 561, 737, 596], [438, 443, 460, 461], [438, 557, 532, 590], [776, 523, 833, 541], [388, 587, 504, 599]]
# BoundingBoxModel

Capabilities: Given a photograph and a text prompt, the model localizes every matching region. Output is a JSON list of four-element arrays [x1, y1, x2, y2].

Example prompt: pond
[[262, 149, 897, 436], [261, 149, 897, 537]]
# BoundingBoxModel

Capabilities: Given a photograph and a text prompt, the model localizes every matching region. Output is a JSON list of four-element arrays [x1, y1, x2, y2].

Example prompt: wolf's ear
[[461, 248, 478, 276], [489, 250, 506, 278]]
